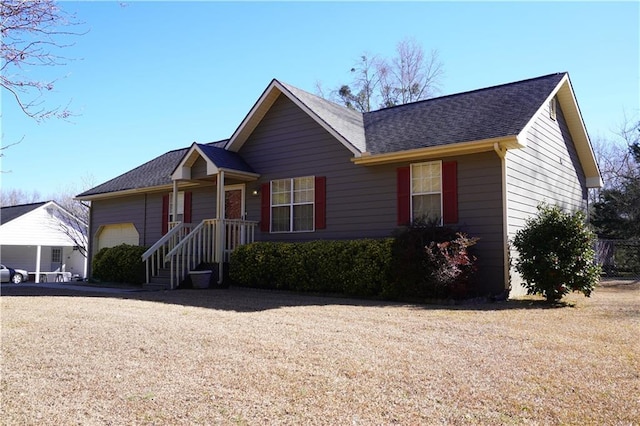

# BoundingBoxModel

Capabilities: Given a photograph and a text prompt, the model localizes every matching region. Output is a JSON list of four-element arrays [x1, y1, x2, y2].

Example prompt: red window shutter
[[184, 191, 192, 224], [260, 183, 270, 232], [442, 161, 458, 224], [161, 194, 169, 235], [397, 167, 411, 225], [315, 176, 326, 230]]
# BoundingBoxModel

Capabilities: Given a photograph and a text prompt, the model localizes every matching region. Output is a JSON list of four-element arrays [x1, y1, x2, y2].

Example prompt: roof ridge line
[[367, 72, 568, 114]]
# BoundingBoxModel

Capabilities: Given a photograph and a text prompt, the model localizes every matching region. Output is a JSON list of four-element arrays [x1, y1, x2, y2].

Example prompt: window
[[397, 161, 457, 226], [411, 161, 442, 223], [51, 248, 62, 264], [270, 176, 315, 232], [168, 192, 185, 223], [549, 97, 557, 121]]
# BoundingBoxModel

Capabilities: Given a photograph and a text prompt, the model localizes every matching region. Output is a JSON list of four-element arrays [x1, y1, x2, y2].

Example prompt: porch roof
[[171, 143, 258, 181]]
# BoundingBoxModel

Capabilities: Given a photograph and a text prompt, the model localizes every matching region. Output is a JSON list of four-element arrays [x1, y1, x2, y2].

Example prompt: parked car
[[0, 264, 29, 283]]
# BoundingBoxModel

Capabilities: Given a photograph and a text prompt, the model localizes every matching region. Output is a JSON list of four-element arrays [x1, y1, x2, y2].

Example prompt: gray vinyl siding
[[506, 100, 587, 236], [506, 100, 588, 295], [239, 94, 506, 293], [191, 157, 208, 179], [90, 195, 147, 246], [239, 94, 397, 241], [87, 186, 219, 276], [456, 152, 505, 293]]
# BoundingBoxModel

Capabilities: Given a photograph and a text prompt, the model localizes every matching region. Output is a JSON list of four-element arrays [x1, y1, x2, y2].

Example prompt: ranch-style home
[[76, 72, 601, 296]]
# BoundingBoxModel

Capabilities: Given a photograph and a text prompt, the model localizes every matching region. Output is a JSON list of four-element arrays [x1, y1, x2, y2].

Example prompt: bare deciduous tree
[[1, 0, 83, 122], [328, 37, 444, 112], [0, 188, 42, 206]]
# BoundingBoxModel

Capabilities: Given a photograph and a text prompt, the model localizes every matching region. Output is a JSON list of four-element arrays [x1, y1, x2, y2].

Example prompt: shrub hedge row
[[229, 239, 395, 297], [230, 225, 479, 300]]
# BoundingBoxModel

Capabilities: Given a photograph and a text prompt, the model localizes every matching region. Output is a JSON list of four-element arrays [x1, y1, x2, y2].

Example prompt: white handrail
[[142, 223, 187, 261], [142, 223, 192, 285], [144, 219, 257, 289]]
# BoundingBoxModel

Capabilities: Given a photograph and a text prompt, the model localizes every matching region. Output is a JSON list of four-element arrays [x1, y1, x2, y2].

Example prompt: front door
[[224, 186, 245, 256], [51, 247, 63, 272], [225, 188, 243, 220]]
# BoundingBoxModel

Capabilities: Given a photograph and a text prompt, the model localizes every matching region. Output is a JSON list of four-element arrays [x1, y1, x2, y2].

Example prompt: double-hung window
[[168, 191, 185, 223], [271, 176, 315, 232], [411, 161, 442, 223]]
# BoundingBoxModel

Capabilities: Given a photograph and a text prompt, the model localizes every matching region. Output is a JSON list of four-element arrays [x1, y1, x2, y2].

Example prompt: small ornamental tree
[[512, 204, 600, 303]]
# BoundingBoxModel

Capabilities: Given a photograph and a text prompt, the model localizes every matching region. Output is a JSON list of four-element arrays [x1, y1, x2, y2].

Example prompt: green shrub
[[92, 244, 148, 285], [230, 239, 394, 297], [390, 220, 479, 299], [230, 228, 480, 301], [512, 204, 600, 303]]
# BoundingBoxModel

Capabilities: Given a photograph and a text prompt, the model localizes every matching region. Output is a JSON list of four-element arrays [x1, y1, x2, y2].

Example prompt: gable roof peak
[[226, 78, 366, 154]]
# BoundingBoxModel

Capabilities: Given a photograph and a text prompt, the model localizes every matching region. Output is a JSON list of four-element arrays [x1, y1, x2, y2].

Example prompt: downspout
[[216, 170, 226, 285], [494, 142, 510, 296]]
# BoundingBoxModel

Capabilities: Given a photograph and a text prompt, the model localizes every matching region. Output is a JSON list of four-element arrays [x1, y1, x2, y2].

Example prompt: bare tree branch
[[1, 0, 85, 122], [331, 37, 444, 112]]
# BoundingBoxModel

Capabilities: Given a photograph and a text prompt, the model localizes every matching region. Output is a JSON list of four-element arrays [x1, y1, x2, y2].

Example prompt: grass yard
[[1, 281, 639, 425]]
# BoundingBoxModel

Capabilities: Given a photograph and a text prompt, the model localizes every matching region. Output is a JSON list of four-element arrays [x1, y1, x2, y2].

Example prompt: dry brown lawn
[[1, 281, 639, 425]]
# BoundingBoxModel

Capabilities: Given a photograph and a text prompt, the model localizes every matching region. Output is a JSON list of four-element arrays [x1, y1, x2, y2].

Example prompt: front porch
[[142, 218, 257, 289], [142, 142, 260, 289]]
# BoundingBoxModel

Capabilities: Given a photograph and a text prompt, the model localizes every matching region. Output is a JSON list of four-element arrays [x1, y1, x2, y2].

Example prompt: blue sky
[[1, 1, 638, 198]]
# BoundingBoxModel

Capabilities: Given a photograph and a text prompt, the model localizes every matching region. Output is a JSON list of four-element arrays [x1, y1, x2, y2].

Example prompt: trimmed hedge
[[92, 244, 148, 285], [229, 239, 395, 297], [230, 228, 479, 301]]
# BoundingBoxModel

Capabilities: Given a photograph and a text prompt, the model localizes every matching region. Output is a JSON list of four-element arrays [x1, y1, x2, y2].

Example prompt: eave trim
[[353, 136, 519, 165]]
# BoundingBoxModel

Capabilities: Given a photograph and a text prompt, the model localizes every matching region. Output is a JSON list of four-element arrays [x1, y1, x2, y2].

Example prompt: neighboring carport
[[0, 202, 88, 282]]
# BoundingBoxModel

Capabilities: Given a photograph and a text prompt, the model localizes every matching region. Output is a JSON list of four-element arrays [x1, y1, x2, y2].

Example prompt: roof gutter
[[352, 136, 520, 166], [75, 183, 195, 202]]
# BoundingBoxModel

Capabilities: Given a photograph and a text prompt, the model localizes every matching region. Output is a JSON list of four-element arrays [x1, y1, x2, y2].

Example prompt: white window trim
[[168, 191, 185, 223], [549, 97, 557, 121], [270, 176, 315, 233], [410, 160, 443, 225], [51, 247, 62, 263]]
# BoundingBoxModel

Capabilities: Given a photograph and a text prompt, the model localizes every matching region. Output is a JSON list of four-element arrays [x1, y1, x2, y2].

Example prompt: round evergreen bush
[[512, 204, 600, 303]]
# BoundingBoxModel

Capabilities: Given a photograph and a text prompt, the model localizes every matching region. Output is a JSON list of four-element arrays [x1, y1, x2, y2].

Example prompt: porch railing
[[143, 219, 257, 289], [142, 222, 193, 285]]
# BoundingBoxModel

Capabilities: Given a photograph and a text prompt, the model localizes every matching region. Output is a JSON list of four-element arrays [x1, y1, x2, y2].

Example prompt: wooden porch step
[[145, 268, 172, 290]]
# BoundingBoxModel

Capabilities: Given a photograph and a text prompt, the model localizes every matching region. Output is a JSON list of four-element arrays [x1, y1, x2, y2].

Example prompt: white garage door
[[97, 223, 139, 251]]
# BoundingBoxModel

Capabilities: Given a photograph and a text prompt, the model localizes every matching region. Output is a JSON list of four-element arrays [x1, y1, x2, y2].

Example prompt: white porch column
[[216, 171, 225, 284], [35, 245, 42, 283], [83, 252, 88, 280], [172, 180, 179, 224]]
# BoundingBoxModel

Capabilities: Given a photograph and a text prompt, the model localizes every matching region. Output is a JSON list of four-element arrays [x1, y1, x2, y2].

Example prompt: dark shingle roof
[[77, 140, 254, 198], [196, 144, 254, 173], [80, 73, 567, 198], [77, 148, 189, 197], [278, 81, 366, 152], [1, 202, 47, 224], [363, 72, 566, 154]]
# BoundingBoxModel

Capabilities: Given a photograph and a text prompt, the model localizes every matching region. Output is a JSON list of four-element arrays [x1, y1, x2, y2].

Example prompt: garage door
[[96, 223, 139, 251]]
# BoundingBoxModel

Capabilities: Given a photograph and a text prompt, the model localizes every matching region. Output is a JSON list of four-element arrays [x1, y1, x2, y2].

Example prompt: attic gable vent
[[549, 97, 557, 121]]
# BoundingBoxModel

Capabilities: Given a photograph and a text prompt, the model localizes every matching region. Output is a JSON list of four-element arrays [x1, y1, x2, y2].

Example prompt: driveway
[[0, 281, 146, 295]]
